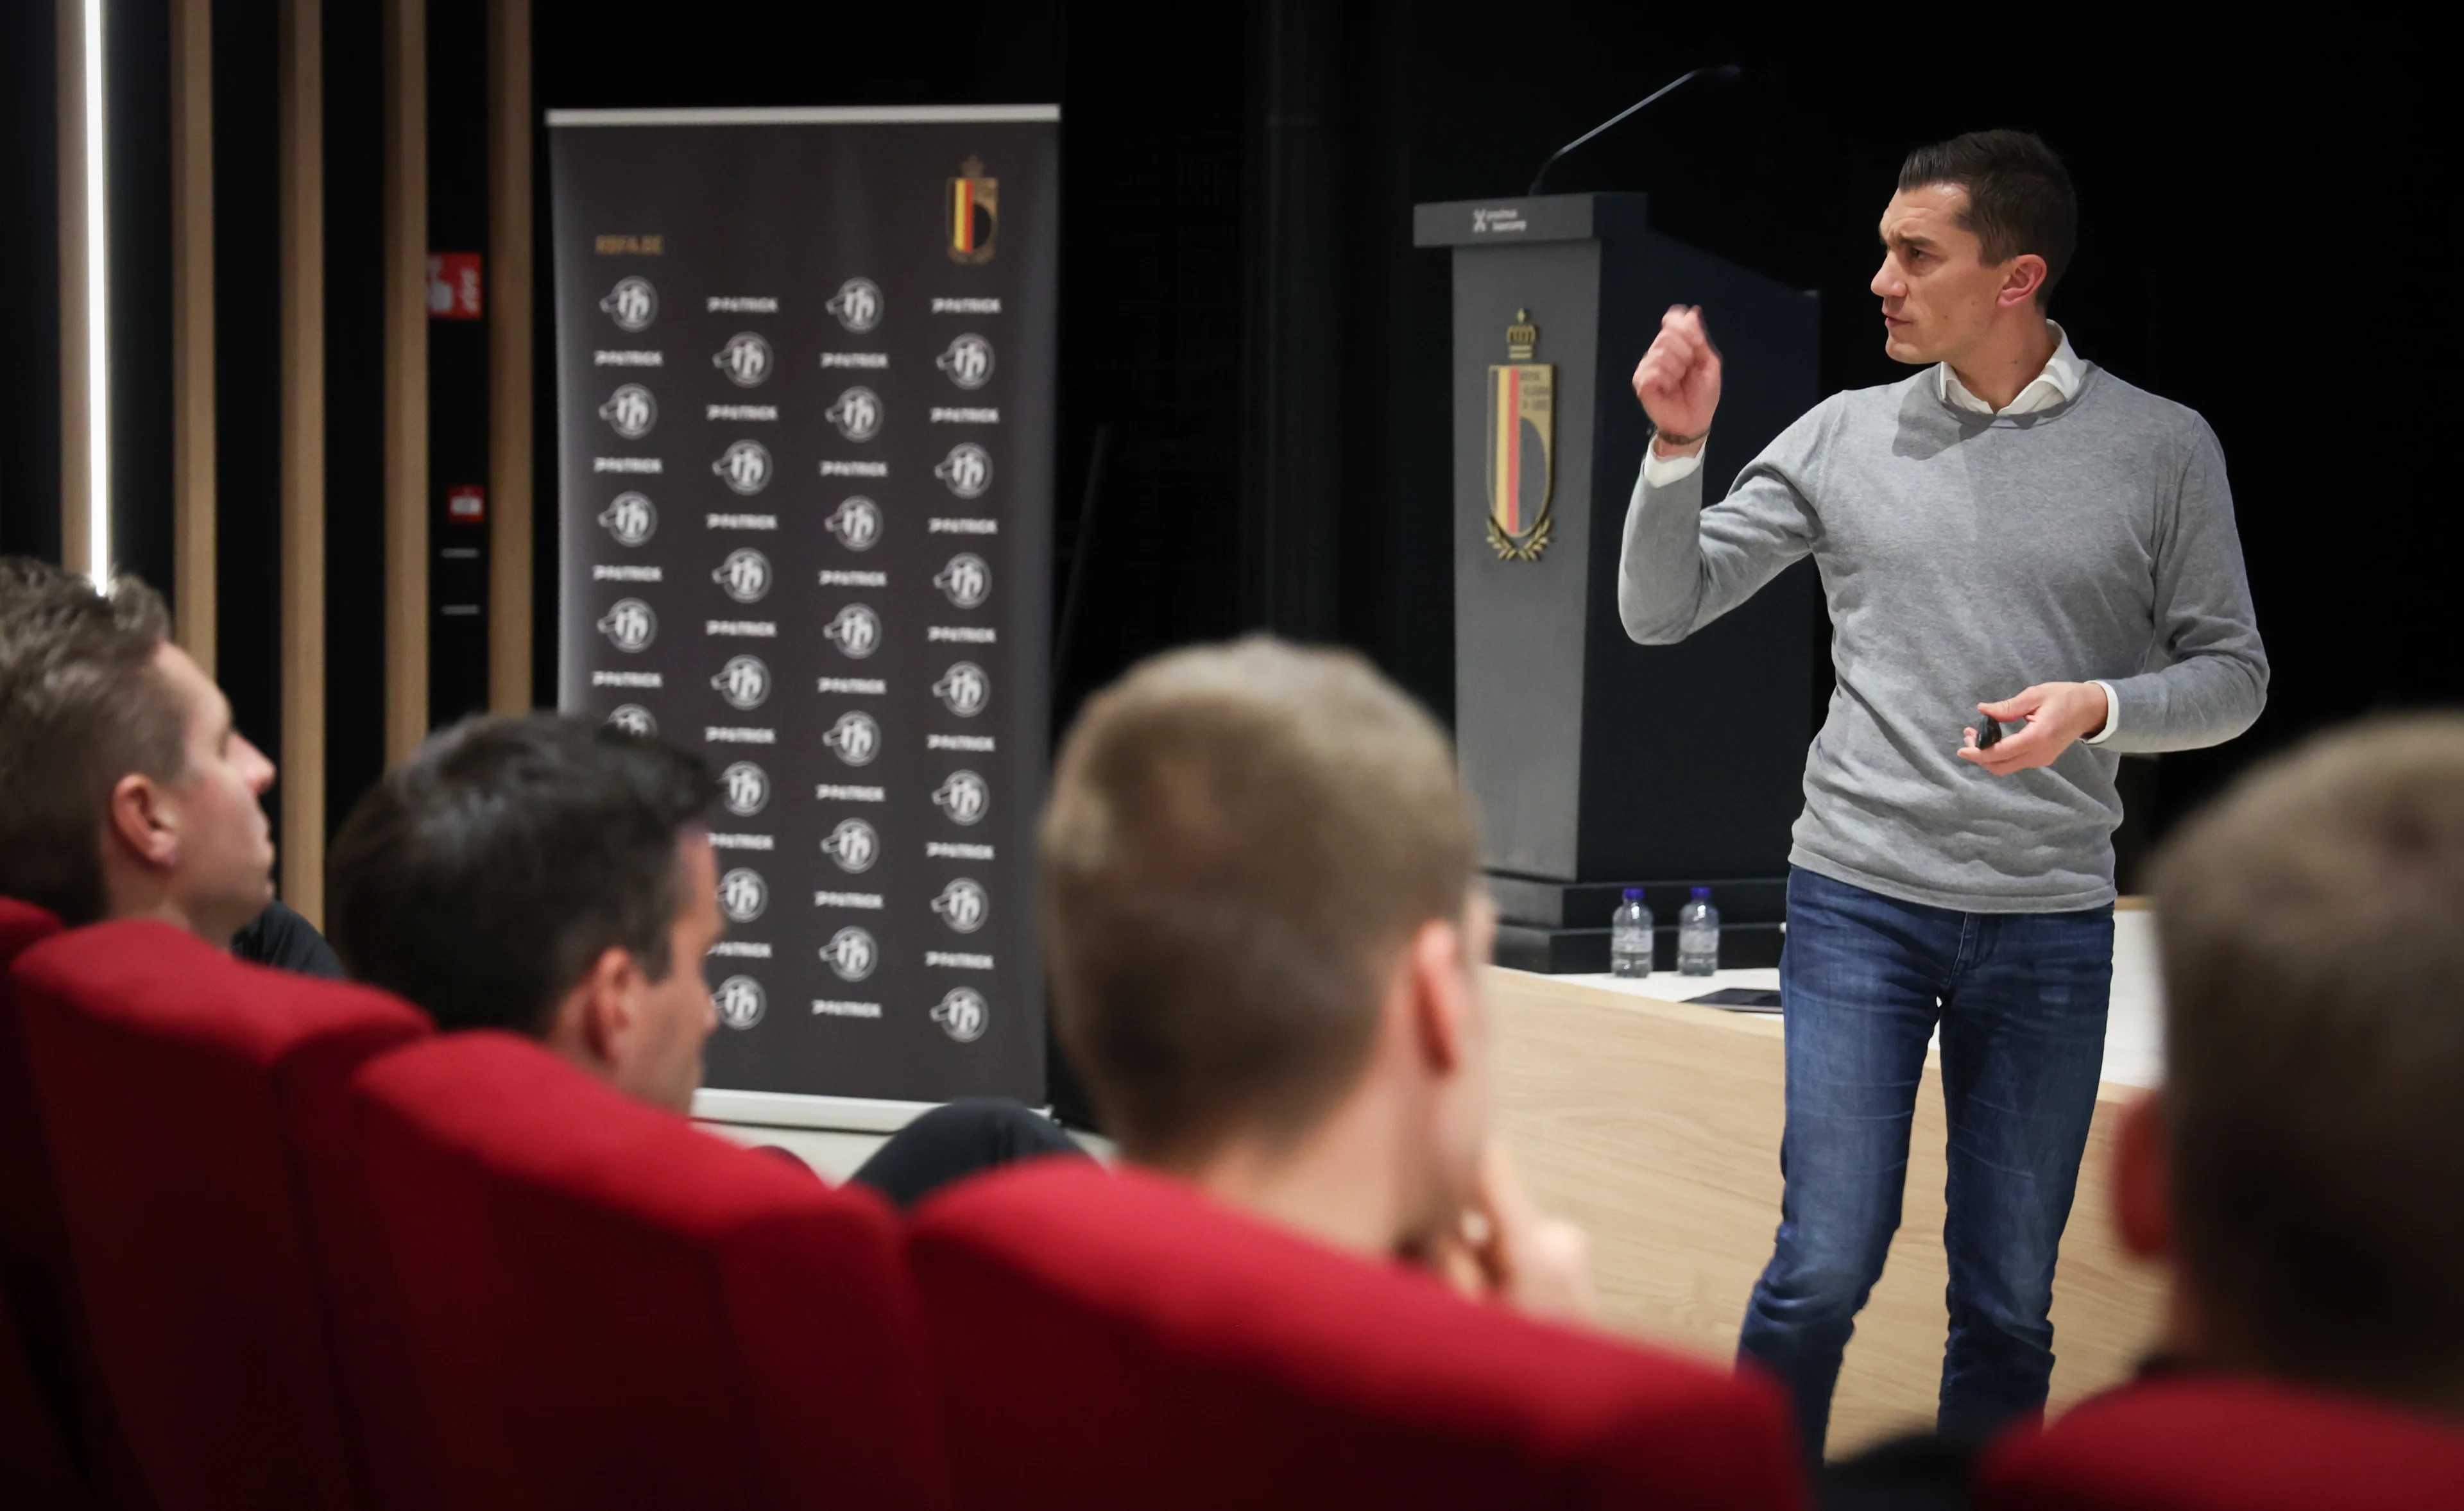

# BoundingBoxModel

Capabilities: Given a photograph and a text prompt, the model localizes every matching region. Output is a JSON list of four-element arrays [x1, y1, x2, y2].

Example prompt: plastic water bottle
[[1678, 886, 1720, 977], [1609, 888, 1654, 978]]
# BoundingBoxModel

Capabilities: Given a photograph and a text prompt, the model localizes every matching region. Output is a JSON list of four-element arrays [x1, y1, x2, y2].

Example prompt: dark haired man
[[327, 713, 1077, 1202], [0, 557, 335, 973], [1041, 636, 1595, 1319], [1620, 130, 2267, 1455]]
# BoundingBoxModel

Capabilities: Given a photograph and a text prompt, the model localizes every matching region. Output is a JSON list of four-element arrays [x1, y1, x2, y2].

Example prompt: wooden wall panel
[[279, 0, 325, 925], [172, 0, 215, 671], [384, 0, 427, 762], [487, 0, 532, 713]]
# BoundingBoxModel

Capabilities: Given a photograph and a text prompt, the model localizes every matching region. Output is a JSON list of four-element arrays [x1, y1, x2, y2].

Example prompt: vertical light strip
[[82, 0, 110, 577]]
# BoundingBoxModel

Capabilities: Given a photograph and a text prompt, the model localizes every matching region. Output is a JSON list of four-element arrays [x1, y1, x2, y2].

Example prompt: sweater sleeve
[[1617, 409, 1822, 646], [2098, 417, 2268, 753]]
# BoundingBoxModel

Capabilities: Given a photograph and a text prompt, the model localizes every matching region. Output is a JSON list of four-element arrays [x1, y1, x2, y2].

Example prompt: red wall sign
[[428, 253, 483, 319]]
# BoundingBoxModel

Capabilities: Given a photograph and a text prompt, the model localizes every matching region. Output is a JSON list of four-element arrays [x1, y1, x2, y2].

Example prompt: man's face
[[151, 642, 277, 942], [614, 832, 724, 1115], [1871, 183, 2007, 366]]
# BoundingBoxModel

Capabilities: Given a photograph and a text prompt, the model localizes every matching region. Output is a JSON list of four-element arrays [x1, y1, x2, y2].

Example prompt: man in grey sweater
[[1620, 130, 2266, 1458]]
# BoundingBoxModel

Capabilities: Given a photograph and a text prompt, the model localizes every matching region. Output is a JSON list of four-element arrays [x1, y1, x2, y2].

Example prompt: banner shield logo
[[948, 157, 998, 264], [1484, 309, 1553, 561]]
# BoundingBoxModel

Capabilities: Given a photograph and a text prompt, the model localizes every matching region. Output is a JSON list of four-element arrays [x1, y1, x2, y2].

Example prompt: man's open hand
[[1630, 305, 1722, 454], [1958, 683, 2112, 776]]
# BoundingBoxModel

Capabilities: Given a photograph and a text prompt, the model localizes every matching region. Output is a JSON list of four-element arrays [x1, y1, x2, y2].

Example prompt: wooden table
[[1487, 966, 2165, 1456]]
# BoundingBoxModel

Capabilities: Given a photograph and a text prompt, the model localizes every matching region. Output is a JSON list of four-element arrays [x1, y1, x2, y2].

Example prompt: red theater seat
[[10, 919, 429, 1511], [0, 897, 91, 1509], [1978, 1376, 2464, 1510], [905, 1159, 1807, 1511], [347, 1030, 948, 1511]]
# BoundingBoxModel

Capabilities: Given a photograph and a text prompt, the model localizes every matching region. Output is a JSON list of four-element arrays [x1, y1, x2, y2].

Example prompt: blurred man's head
[[2126, 717, 2464, 1417], [1874, 129, 2075, 366], [1041, 636, 1488, 1257], [0, 558, 277, 943], [328, 715, 723, 1115]]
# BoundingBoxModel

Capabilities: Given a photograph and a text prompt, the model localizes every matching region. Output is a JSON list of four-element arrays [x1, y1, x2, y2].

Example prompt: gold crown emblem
[[1505, 309, 1537, 360], [960, 155, 987, 179]]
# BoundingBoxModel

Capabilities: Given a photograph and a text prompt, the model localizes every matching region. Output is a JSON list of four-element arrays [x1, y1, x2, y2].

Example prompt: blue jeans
[[1739, 866, 2113, 1460]]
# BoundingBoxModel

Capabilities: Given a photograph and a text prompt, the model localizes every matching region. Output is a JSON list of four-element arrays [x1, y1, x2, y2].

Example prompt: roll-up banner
[[549, 105, 1059, 1129]]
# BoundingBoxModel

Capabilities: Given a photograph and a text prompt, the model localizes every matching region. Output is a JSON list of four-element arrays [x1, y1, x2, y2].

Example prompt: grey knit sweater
[[1618, 363, 2267, 912]]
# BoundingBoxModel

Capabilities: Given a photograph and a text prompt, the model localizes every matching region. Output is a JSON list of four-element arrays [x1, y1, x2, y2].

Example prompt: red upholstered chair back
[[1978, 1378, 2464, 1510], [0, 897, 65, 1260], [906, 1159, 1807, 1511], [10, 919, 429, 1511], [0, 896, 92, 1509], [347, 1031, 948, 1511]]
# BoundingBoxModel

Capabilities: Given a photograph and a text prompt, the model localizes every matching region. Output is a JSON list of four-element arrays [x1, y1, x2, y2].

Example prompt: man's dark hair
[[1899, 129, 2077, 304], [2148, 716, 2464, 1408], [328, 714, 717, 1036], [0, 557, 185, 925]]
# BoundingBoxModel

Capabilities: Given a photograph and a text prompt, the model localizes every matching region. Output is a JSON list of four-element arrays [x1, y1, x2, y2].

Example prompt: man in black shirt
[[230, 900, 341, 977], [0, 558, 335, 975]]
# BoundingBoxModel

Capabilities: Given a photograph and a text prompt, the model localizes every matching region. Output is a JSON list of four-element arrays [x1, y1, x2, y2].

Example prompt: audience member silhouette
[[1826, 716, 2464, 1507], [1041, 635, 1595, 1318], [0, 557, 334, 973], [326, 712, 1079, 1204]]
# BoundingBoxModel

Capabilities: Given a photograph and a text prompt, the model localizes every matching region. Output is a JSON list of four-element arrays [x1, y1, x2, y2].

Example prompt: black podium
[[1412, 194, 1820, 972]]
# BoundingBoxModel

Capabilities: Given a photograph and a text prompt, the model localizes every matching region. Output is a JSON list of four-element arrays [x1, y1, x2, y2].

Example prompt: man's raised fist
[[1631, 304, 1722, 454]]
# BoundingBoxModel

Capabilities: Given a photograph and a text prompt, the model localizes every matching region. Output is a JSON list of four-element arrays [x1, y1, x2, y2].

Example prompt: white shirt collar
[[1939, 323, 2085, 416]]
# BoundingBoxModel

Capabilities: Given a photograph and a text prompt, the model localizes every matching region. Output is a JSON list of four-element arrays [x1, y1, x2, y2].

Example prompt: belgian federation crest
[[1485, 309, 1553, 561], [948, 157, 998, 264]]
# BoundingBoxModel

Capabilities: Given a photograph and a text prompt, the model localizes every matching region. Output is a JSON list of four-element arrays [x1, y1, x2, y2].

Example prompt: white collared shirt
[[1937, 322, 2087, 416], [1644, 321, 2121, 744]]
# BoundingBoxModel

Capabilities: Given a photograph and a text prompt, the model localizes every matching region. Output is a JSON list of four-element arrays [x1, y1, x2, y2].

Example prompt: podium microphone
[[1527, 65, 1743, 195]]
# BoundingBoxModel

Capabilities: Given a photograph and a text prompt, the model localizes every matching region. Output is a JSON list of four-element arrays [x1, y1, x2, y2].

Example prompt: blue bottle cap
[[1622, 887, 1643, 900], [1690, 885, 1711, 899]]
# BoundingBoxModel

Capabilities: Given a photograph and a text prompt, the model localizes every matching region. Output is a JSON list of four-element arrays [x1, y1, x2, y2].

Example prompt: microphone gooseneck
[[1527, 64, 1742, 196]]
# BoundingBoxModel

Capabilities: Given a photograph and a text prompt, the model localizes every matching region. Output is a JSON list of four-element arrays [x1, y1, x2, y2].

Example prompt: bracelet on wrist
[[1652, 427, 1707, 452]]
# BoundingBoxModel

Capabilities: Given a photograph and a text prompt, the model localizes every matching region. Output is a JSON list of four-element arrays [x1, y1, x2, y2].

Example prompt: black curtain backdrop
[[0, 3, 2448, 885], [0, 0, 64, 566]]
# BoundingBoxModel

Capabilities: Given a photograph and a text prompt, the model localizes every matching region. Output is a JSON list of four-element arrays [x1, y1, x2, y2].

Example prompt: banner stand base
[[693, 1089, 942, 1134]]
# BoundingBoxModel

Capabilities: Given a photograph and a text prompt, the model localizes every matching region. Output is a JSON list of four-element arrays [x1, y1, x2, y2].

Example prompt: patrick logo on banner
[[1485, 308, 1555, 561]]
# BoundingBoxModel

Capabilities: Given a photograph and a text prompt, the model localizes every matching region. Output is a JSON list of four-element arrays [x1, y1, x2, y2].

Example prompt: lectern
[[1413, 194, 1820, 971]]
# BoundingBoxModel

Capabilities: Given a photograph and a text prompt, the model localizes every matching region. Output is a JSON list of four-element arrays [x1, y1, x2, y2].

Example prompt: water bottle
[[1609, 888, 1654, 978], [1678, 886, 1720, 976]]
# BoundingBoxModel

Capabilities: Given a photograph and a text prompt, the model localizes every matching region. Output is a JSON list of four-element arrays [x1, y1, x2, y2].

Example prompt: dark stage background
[[0, 3, 2447, 890]]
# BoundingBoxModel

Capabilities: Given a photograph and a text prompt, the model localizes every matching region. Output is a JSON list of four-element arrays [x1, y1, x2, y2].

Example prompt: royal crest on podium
[[1485, 309, 1553, 561]]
